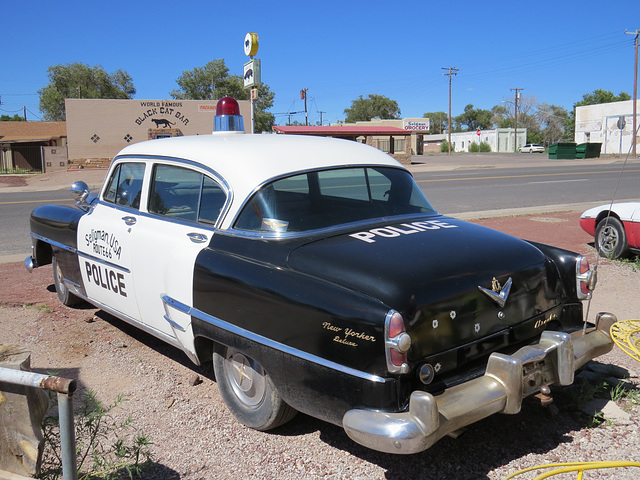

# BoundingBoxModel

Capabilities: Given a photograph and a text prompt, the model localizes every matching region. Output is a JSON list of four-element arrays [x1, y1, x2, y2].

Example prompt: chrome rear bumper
[[343, 312, 616, 454]]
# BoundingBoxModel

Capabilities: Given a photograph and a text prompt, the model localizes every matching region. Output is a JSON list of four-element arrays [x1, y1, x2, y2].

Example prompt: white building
[[450, 128, 526, 153], [575, 100, 640, 155]]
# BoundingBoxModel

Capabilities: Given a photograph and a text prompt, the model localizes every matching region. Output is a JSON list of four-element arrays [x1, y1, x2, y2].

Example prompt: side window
[[148, 164, 226, 225], [149, 164, 201, 222], [198, 176, 226, 224], [103, 162, 145, 209]]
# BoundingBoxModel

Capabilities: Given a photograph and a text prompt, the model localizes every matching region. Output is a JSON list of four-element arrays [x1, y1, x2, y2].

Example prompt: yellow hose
[[610, 319, 640, 363], [504, 461, 640, 479]]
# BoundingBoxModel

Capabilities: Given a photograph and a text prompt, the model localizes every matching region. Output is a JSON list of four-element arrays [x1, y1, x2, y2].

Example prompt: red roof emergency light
[[213, 97, 245, 133]]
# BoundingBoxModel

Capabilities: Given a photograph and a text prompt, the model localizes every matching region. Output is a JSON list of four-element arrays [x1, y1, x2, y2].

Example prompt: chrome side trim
[[30, 233, 76, 254], [189, 302, 388, 384], [76, 250, 131, 274], [162, 295, 190, 332]]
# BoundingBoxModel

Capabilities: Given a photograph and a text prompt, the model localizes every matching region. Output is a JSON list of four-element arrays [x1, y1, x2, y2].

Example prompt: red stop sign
[[477, 129, 481, 136]]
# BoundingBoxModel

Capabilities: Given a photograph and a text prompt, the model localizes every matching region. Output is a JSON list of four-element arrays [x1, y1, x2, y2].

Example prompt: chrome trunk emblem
[[479, 277, 512, 308]]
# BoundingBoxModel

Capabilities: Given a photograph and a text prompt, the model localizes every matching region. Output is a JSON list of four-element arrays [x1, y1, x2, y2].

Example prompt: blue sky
[[2, 0, 639, 126]]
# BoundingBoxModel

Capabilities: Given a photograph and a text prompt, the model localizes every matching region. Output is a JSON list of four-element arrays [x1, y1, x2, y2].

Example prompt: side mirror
[[70, 181, 90, 205]]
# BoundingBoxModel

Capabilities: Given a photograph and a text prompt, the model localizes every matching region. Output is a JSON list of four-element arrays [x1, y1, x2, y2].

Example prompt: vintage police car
[[26, 98, 615, 454]]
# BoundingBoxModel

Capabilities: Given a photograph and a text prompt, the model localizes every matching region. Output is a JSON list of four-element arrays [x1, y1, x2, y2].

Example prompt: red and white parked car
[[580, 202, 640, 258]]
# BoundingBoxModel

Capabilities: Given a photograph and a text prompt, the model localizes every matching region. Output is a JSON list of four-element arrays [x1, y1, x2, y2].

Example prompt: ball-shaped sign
[[244, 33, 259, 57]]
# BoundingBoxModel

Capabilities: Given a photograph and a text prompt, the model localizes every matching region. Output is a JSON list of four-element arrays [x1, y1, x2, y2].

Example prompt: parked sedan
[[518, 144, 545, 153], [580, 202, 640, 258], [25, 98, 614, 454]]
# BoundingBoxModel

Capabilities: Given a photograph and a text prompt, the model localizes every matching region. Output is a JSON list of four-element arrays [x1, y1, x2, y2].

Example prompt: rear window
[[234, 167, 435, 233]]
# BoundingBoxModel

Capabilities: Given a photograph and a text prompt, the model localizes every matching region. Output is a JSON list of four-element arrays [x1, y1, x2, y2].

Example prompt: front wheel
[[52, 256, 82, 306], [595, 217, 629, 259], [213, 345, 296, 431]]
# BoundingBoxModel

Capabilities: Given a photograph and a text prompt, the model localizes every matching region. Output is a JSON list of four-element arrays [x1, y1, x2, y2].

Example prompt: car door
[[77, 161, 146, 321], [130, 162, 227, 360]]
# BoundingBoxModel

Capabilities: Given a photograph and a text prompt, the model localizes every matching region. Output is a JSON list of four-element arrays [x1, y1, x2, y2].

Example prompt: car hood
[[287, 215, 560, 360]]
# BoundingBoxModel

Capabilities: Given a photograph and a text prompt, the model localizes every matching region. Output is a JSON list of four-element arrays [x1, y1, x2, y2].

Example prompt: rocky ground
[[1, 212, 640, 479]]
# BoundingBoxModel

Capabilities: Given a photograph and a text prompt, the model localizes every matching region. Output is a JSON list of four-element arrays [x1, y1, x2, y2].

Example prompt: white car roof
[[115, 133, 405, 228]]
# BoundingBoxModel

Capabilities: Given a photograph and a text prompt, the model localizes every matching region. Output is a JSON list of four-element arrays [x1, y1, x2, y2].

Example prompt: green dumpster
[[549, 143, 576, 159], [575, 143, 601, 159]]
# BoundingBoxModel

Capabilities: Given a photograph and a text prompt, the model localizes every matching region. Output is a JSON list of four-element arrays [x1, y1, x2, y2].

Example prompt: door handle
[[122, 216, 137, 226], [187, 232, 208, 243]]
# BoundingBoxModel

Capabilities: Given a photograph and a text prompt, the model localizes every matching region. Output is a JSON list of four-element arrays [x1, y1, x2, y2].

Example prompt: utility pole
[[442, 67, 459, 155], [318, 111, 326, 126], [511, 88, 523, 152], [300, 88, 309, 126], [626, 29, 639, 156]]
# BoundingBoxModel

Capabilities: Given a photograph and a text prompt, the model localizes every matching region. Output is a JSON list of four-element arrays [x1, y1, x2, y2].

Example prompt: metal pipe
[[57, 392, 78, 480], [0, 367, 77, 480]]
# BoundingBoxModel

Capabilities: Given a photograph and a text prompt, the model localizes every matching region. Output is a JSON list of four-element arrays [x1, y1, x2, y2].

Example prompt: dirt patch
[[0, 175, 28, 187]]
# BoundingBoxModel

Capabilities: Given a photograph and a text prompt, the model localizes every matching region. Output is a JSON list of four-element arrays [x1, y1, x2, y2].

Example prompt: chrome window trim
[[163, 295, 389, 384]]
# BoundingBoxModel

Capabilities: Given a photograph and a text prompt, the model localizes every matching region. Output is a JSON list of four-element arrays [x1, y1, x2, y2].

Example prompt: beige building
[[65, 98, 251, 165]]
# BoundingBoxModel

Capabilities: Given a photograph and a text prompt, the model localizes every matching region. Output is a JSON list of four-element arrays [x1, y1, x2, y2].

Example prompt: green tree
[[344, 94, 400, 123], [537, 103, 569, 145], [1, 114, 25, 121], [454, 104, 493, 131], [171, 59, 275, 132], [38, 63, 135, 120], [423, 111, 447, 133]]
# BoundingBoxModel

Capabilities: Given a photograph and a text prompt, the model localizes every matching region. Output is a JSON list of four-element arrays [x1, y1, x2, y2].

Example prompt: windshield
[[234, 167, 436, 233]]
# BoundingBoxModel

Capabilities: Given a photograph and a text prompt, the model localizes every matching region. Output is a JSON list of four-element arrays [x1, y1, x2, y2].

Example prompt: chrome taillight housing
[[576, 255, 596, 300], [384, 310, 411, 374]]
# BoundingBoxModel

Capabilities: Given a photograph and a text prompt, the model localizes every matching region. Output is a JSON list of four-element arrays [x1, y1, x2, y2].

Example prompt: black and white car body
[[26, 98, 615, 454]]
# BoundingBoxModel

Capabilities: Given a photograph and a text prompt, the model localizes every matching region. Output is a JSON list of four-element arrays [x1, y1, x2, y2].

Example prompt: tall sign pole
[[243, 33, 260, 134], [626, 29, 639, 156]]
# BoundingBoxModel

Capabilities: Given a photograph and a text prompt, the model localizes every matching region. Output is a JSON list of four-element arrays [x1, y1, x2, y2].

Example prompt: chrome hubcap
[[598, 225, 619, 254], [225, 349, 266, 409]]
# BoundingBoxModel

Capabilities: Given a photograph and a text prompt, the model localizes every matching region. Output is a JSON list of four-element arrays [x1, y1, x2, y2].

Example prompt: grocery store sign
[[403, 119, 430, 131]]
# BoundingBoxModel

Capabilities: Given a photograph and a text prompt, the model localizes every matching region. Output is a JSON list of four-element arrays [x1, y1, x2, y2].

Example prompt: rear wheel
[[213, 345, 296, 431], [52, 256, 82, 306], [595, 217, 629, 259]]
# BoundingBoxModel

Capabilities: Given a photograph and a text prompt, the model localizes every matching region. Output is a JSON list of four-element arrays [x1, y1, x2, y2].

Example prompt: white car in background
[[518, 144, 545, 153]]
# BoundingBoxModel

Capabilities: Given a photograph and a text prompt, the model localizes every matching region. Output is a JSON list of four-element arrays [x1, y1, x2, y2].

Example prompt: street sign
[[617, 116, 626, 130], [243, 59, 261, 88], [244, 33, 259, 57], [477, 129, 481, 136]]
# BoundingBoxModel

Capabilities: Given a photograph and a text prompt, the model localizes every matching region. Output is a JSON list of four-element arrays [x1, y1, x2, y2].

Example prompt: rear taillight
[[385, 310, 411, 374], [576, 255, 596, 300]]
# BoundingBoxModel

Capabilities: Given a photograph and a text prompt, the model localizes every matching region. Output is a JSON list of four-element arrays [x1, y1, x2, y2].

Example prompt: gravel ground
[[1, 253, 639, 479]]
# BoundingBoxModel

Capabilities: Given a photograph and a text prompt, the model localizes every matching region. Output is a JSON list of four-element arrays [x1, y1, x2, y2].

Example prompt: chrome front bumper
[[343, 312, 616, 454]]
